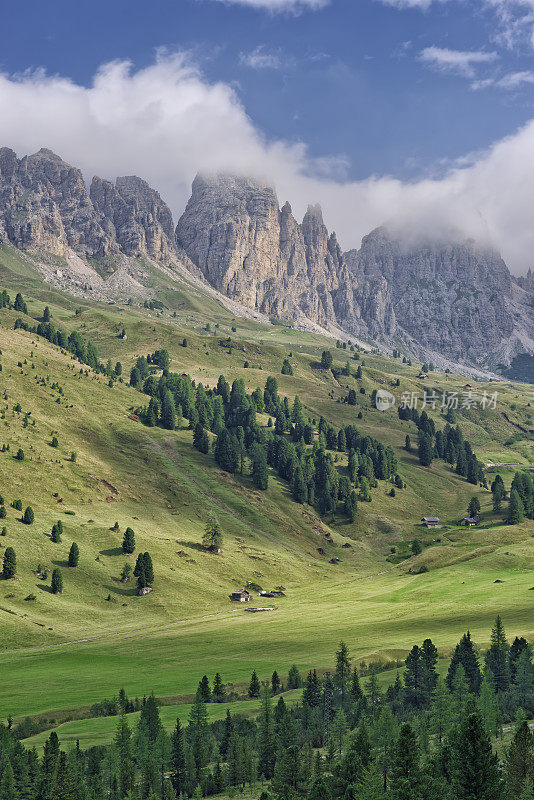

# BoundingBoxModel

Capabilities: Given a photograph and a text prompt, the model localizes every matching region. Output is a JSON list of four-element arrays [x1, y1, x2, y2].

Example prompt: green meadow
[[0, 245, 532, 740]]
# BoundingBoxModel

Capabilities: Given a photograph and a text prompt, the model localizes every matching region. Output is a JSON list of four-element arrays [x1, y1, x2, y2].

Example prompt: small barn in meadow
[[422, 517, 440, 528], [229, 588, 252, 602], [459, 515, 481, 527]]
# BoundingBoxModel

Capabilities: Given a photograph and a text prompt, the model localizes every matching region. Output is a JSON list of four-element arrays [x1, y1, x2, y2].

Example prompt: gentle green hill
[[0, 245, 533, 728]]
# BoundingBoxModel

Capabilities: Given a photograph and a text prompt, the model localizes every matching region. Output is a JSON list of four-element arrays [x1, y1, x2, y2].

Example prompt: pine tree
[[202, 513, 222, 552], [2, 546, 16, 579], [288, 665, 302, 689], [188, 690, 209, 782], [198, 675, 211, 703], [417, 432, 433, 467], [160, 389, 177, 430], [142, 552, 154, 584], [451, 713, 503, 800], [251, 443, 269, 490], [193, 423, 209, 454], [345, 490, 357, 522], [51, 568, 63, 594], [506, 722, 534, 799], [248, 669, 260, 698], [491, 475, 506, 511], [468, 496, 481, 517], [447, 631, 482, 695], [171, 718, 187, 796], [335, 641, 351, 707], [0, 761, 17, 800], [507, 489, 525, 524], [212, 672, 225, 702], [389, 724, 422, 800], [257, 688, 275, 779], [485, 615, 510, 692], [478, 674, 499, 737], [51, 523, 61, 543], [23, 506, 34, 525], [321, 351, 333, 370], [291, 465, 308, 504], [68, 542, 79, 567], [122, 527, 135, 554]]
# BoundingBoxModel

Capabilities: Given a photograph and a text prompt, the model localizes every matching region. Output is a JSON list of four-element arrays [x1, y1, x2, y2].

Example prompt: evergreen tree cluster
[[133, 366, 402, 517], [398, 406, 485, 483], [1, 619, 533, 800]]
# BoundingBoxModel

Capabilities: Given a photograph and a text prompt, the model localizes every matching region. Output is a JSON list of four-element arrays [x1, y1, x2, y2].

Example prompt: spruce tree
[[291, 465, 308, 504], [51, 523, 61, 543], [212, 673, 226, 702], [68, 542, 79, 567], [122, 527, 135, 554], [345, 490, 357, 522], [485, 615, 510, 692], [451, 713, 503, 800], [446, 631, 482, 694], [188, 689, 209, 782], [251, 443, 269, 490], [288, 665, 302, 689], [22, 506, 34, 525], [248, 670, 261, 698], [505, 722, 534, 798], [51, 568, 63, 594], [143, 552, 154, 584], [160, 389, 177, 430], [468, 496, 481, 517], [198, 675, 211, 703], [2, 546, 16, 579], [389, 724, 422, 800], [202, 513, 222, 552], [507, 489, 525, 524]]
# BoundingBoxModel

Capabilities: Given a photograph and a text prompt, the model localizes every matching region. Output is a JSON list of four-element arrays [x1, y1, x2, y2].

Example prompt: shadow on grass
[[51, 559, 69, 568], [176, 541, 208, 554], [37, 583, 53, 593], [99, 547, 124, 557], [102, 583, 137, 597]]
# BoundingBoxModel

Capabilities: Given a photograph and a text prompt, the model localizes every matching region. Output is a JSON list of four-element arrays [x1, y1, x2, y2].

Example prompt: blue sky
[[1, 0, 534, 270], [2, 0, 534, 179]]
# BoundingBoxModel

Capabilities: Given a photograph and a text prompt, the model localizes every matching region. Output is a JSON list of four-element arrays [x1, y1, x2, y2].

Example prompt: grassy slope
[[0, 245, 533, 726]]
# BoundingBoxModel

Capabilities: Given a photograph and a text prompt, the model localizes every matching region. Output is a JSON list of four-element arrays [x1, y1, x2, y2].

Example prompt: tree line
[[1, 617, 534, 799]]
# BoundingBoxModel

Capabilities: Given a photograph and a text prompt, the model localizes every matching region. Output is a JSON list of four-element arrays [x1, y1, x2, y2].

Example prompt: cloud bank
[[0, 52, 533, 273], [419, 47, 498, 78], [210, 0, 329, 11]]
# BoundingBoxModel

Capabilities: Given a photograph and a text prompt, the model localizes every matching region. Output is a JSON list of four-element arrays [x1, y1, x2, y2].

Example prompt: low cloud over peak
[[0, 51, 533, 273]]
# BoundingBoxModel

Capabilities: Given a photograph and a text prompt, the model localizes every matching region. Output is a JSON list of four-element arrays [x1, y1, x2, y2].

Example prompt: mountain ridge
[[1, 147, 533, 373]]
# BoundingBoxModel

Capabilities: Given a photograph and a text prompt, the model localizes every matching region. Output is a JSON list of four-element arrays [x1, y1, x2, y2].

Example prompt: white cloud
[[473, 68, 534, 88], [419, 46, 499, 77], [380, 0, 438, 8], [210, 0, 329, 11], [239, 46, 285, 69], [1, 51, 534, 272], [380, 0, 534, 49]]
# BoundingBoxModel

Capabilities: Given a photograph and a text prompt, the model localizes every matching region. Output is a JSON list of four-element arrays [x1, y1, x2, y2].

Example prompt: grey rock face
[[176, 173, 395, 337], [0, 147, 114, 259], [514, 268, 534, 292], [0, 148, 176, 266], [90, 175, 176, 262], [348, 228, 515, 362]]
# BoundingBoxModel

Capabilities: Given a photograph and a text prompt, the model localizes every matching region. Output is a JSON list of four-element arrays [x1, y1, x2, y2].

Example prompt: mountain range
[[1, 146, 533, 376]]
